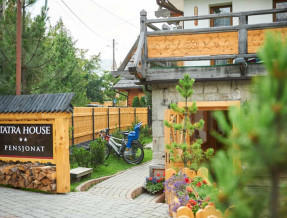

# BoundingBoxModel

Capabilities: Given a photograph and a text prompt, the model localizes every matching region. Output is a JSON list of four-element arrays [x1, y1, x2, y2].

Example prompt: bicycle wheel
[[105, 143, 110, 160], [123, 141, 144, 164]]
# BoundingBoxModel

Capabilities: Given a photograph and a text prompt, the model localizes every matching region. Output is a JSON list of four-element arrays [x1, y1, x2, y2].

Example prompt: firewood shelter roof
[[0, 93, 74, 114]]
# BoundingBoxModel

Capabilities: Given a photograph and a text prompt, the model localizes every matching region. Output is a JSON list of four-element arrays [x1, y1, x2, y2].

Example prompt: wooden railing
[[145, 8, 287, 62], [69, 107, 148, 145], [119, 8, 287, 80]]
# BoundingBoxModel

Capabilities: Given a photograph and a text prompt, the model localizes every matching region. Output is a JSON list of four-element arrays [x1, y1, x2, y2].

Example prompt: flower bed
[[165, 167, 222, 218], [144, 172, 165, 194]]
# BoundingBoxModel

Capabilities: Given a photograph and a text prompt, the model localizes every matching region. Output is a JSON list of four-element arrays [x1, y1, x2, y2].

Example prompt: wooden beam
[[111, 70, 136, 80], [145, 64, 266, 82], [117, 36, 139, 71], [133, 32, 145, 67], [147, 25, 240, 36], [147, 23, 160, 31], [147, 54, 256, 62], [129, 67, 145, 80]]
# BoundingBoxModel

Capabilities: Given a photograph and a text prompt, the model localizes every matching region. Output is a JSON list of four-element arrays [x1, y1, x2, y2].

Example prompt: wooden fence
[[69, 107, 149, 145]]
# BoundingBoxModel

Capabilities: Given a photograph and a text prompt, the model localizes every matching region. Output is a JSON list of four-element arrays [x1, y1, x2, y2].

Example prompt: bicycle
[[99, 122, 144, 164]]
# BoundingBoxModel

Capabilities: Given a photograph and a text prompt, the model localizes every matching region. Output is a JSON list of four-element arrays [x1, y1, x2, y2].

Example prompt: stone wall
[[151, 80, 252, 164]]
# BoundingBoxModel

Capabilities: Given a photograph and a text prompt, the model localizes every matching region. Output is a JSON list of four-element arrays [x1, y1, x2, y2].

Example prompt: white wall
[[183, 0, 273, 66], [184, 0, 273, 28]]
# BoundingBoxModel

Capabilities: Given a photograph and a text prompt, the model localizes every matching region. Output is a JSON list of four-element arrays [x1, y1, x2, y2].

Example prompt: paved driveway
[[0, 187, 168, 218]]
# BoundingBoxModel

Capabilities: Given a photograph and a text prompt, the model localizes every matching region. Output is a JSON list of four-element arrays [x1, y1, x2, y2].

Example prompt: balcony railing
[[117, 8, 287, 79]]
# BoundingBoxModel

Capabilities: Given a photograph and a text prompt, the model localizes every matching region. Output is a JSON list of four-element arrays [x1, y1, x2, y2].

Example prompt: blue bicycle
[[99, 122, 144, 164]]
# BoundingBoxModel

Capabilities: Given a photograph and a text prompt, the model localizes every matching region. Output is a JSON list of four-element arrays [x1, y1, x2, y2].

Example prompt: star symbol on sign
[[19, 137, 23, 142], [24, 138, 27, 142]]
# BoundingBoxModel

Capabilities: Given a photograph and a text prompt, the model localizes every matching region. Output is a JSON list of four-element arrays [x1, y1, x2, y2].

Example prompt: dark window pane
[[276, 2, 287, 22]]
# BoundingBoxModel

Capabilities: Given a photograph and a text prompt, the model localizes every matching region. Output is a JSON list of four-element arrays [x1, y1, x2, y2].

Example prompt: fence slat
[[69, 107, 148, 145]]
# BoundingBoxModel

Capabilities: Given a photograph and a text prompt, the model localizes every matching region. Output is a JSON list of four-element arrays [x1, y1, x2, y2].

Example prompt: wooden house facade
[[112, 0, 287, 165]]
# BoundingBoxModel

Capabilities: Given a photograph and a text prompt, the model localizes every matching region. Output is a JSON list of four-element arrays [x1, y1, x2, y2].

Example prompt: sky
[[31, 0, 159, 70]]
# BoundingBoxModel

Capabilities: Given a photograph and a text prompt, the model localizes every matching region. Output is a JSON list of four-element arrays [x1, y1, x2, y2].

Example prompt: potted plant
[[144, 173, 165, 194]]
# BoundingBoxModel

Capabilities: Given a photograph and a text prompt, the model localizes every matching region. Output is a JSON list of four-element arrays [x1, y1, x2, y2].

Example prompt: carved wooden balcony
[[112, 8, 287, 84]]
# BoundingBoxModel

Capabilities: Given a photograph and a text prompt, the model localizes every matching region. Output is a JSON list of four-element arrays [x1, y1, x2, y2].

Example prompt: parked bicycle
[[99, 122, 144, 164]]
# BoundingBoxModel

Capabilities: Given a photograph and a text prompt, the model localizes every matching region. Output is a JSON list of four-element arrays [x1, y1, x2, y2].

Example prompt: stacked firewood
[[0, 161, 56, 192]]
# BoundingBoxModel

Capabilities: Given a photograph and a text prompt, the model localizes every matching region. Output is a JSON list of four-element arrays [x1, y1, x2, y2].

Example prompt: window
[[210, 4, 232, 65], [210, 5, 233, 27], [273, 0, 287, 22]]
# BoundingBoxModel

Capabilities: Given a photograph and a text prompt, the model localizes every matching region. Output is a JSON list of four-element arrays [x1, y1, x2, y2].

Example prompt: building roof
[[113, 78, 142, 90], [0, 93, 74, 114]]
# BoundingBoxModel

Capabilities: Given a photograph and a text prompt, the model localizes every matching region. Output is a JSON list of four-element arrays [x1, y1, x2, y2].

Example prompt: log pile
[[0, 161, 56, 192]]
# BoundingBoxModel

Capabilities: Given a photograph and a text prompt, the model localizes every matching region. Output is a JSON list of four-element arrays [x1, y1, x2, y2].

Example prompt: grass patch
[[141, 136, 153, 146], [70, 149, 153, 192]]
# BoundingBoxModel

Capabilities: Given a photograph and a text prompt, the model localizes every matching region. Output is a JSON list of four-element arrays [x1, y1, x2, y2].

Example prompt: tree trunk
[[21, 1, 26, 94], [270, 169, 280, 218]]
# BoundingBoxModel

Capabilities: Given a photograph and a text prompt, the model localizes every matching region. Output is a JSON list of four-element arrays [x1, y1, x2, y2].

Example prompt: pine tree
[[164, 74, 214, 169], [211, 33, 287, 218], [132, 96, 140, 107]]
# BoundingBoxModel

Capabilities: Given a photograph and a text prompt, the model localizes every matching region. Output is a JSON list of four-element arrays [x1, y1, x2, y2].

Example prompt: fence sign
[[0, 124, 53, 159], [0, 93, 74, 193]]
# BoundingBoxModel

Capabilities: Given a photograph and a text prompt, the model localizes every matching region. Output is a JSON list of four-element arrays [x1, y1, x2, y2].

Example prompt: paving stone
[[0, 158, 169, 218]]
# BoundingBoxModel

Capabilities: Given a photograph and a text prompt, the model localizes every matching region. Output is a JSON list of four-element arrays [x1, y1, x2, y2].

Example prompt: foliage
[[145, 173, 165, 194], [0, 0, 117, 106], [89, 138, 106, 168], [132, 96, 140, 107], [210, 34, 287, 218], [140, 96, 147, 107], [70, 138, 106, 168], [142, 85, 152, 107], [165, 171, 217, 214], [70, 147, 91, 168], [165, 74, 214, 169]]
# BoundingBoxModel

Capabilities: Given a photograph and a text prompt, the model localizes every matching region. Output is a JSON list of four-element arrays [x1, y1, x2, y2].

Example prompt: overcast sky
[[32, 0, 159, 70]]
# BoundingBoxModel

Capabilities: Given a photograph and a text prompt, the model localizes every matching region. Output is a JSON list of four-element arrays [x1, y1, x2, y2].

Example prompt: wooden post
[[140, 10, 148, 74], [72, 111, 74, 145], [134, 108, 136, 123], [92, 108, 95, 140], [118, 107, 121, 130], [238, 14, 248, 55], [55, 117, 70, 193], [107, 107, 110, 129]]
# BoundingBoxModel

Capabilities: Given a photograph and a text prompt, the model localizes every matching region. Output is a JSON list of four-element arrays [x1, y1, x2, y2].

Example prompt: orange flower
[[203, 180, 207, 184], [187, 204, 193, 210], [186, 186, 193, 193]]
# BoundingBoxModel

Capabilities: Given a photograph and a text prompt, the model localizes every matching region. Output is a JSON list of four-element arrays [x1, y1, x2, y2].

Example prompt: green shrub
[[70, 138, 106, 168], [140, 96, 147, 107], [70, 147, 91, 167], [89, 138, 106, 167], [132, 96, 140, 107]]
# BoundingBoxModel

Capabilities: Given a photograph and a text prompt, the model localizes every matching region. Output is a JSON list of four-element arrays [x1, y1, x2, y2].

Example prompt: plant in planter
[[144, 174, 165, 194], [165, 170, 217, 215], [164, 74, 214, 169]]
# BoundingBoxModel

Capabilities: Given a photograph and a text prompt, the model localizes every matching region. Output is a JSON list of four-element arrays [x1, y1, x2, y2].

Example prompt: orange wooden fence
[[69, 107, 149, 145]]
